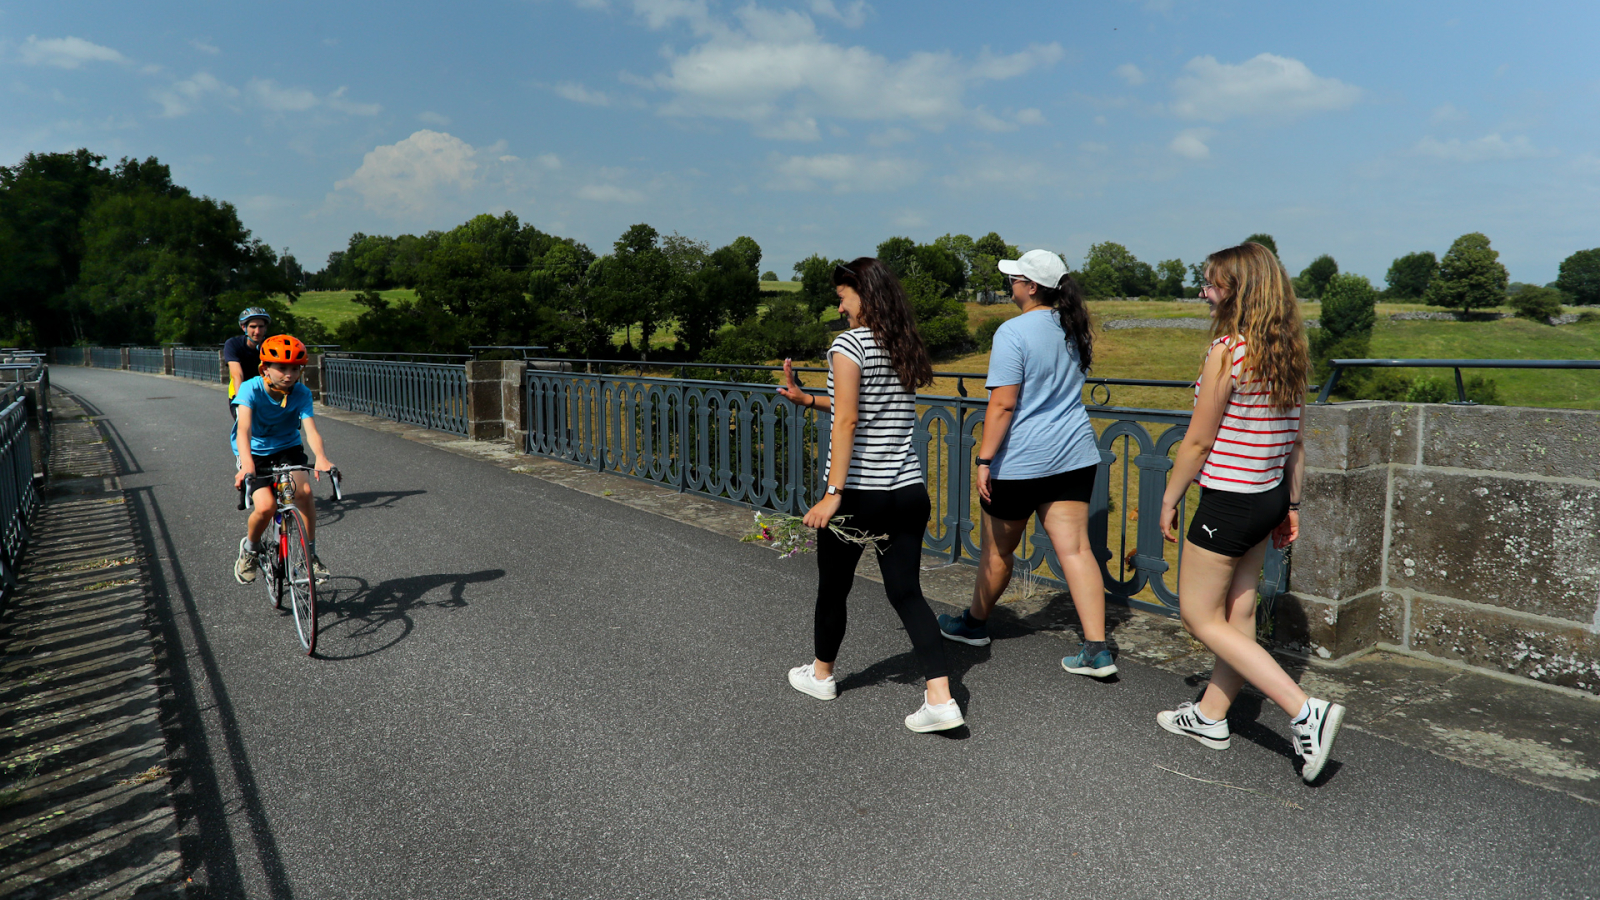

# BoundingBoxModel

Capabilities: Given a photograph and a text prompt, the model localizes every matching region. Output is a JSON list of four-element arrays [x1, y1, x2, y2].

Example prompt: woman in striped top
[[1155, 241, 1347, 783], [776, 257, 963, 734]]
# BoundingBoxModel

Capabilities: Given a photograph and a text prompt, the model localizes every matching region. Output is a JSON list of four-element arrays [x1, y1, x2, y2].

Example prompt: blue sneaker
[[938, 611, 990, 647], [1061, 647, 1117, 678]]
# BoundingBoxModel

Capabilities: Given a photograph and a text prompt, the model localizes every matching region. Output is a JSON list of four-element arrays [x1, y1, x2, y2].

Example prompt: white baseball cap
[[997, 249, 1068, 289]]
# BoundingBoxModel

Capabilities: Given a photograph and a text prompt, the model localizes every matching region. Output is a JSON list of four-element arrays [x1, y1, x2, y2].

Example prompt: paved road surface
[[54, 367, 1600, 900]]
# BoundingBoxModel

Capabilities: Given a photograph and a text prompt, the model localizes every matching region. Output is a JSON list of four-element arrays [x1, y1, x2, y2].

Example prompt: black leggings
[[814, 483, 950, 681]]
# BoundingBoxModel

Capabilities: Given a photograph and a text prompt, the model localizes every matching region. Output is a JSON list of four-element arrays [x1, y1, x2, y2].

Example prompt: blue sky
[[6, 1, 1598, 285]]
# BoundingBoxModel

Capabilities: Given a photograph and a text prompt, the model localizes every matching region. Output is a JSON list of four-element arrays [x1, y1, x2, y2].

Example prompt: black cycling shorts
[[245, 445, 309, 493], [1186, 480, 1290, 557], [980, 463, 1097, 523]]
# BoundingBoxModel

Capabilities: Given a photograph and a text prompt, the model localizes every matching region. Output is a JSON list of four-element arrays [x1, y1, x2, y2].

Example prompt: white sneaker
[[787, 663, 837, 701], [904, 697, 964, 733], [234, 538, 260, 584], [1291, 698, 1346, 783], [1156, 701, 1231, 750]]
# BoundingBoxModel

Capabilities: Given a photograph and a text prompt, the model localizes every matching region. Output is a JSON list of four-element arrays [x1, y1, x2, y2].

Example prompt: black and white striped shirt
[[825, 328, 923, 490]]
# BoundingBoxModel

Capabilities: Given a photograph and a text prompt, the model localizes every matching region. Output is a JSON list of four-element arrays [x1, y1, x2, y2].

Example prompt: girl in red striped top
[[1155, 241, 1347, 784]]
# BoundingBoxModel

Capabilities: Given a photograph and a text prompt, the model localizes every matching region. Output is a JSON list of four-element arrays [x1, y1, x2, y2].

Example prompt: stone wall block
[[1269, 590, 1385, 660], [1409, 597, 1600, 695], [1290, 466, 1387, 601], [1376, 591, 1406, 647], [1418, 404, 1600, 480], [1302, 402, 1408, 470], [1389, 470, 1600, 622]]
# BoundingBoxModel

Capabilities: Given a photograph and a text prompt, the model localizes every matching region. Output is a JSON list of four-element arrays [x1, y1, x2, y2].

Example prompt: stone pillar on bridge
[[303, 353, 324, 401], [1275, 401, 1600, 696], [465, 360, 529, 446], [162, 346, 175, 376]]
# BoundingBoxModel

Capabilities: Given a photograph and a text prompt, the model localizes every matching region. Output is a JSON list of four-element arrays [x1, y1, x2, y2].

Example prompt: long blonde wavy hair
[[1205, 241, 1308, 410]]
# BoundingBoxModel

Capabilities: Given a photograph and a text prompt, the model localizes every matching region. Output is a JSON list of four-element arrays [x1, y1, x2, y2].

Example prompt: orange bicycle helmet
[[258, 334, 308, 368]]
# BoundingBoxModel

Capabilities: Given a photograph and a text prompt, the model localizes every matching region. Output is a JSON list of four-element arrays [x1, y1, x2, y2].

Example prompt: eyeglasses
[[834, 263, 853, 280], [1196, 277, 1214, 292], [1007, 274, 1033, 288]]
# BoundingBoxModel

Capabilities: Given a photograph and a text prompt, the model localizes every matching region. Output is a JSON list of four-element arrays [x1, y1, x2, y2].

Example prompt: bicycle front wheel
[[262, 516, 284, 609], [281, 508, 318, 655]]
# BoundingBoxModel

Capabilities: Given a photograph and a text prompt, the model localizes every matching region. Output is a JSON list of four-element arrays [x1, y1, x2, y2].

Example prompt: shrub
[[975, 317, 1005, 352], [1508, 285, 1566, 322], [1403, 374, 1502, 405]]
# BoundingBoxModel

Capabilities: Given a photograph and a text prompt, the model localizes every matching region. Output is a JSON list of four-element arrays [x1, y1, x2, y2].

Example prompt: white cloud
[[631, 0, 713, 31], [810, 0, 870, 28], [246, 79, 380, 115], [648, 8, 1064, 139], [418, 111, 451, 126], [19, 35, 129, 69], [554, 82, 613, 107], [335, 130, 482, 216], [536, 153, 563, 169], [1169, 127, 1212, 159], [1171, 53, 1360, 122], [152, 71, 238, 117], [577, 183, 646, 202], [768, 152, 921, 192], [1413, 133, 1548, 163], [1429, 102, 1467, 124], [325, 86, 382, 116], [1115, 63, 1147, 86], [191, 38, 221, 56], [1016, 108, 1045, 125]]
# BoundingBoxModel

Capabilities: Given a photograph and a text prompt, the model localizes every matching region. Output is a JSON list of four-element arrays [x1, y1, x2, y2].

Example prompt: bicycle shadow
[[313, 489, 427, 526], [311, 569, 504, 660]]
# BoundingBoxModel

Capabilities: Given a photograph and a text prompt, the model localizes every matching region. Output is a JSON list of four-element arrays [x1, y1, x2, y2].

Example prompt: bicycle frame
[[237, 463, 342, 654]]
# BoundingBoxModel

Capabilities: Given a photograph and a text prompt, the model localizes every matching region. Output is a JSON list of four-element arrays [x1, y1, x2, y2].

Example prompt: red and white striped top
[[1193, 335, 1301, 493]]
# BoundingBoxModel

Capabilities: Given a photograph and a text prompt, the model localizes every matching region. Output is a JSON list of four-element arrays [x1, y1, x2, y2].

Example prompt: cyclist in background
[[225, 307, 271, 421], [231, 334, 336, 584]]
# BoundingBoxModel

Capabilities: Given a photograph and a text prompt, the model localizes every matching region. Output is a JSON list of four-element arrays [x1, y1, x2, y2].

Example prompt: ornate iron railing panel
[[129, 347, 164, 373], [522, 367, 1287, 618], [0, 395, 39, 590], [90, 347, 122, 369], [174, 349, 223, 382], [322, 356, 469, 436]]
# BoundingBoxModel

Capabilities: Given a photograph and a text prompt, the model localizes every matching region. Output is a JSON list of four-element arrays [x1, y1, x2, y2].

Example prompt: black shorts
[[1186, 480, 1290, 557], [245, 445, 309, 492], [980, 463, 1097, 522]]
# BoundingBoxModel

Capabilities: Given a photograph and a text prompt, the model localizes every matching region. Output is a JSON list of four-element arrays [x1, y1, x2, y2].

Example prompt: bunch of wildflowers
[[742, 511, 887, 558]]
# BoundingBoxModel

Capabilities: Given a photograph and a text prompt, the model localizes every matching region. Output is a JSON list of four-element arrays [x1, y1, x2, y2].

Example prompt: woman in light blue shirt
[[938, 250, 1114, 678]]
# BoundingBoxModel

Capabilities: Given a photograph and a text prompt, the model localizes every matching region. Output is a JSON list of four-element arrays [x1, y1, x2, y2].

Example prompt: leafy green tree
[[0, 149, 115, 344], [415, 241, 536, 348], [970, 232, 1019, 296], [1310, 273, 1377, 389], [1243, 233, 1279, 257], [1155, 259, 1186, 297], [792, 253, 841, 321], [1081, 242, 1154, 298], [1554, 248, 1600, 306], [760, 271, 778, 281], [903, 272, 970, 356], [912, 243, 966, 296], [603, 224, 674, 358], [1508, 285, 1566, 322], [1384, 251, 1437, 299], [932, 233, 977, 285], [346, 233, 397, 289], [875, 236, 918, 280], [1424, 232, 1509, 314], [662, 233, 760, 358], [727, 235, 762, 275], [1299, 255, 1339, 299]]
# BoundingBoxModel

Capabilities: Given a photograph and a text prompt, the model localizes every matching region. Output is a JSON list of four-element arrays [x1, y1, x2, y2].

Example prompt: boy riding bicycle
[[232, 335, 336, 584]]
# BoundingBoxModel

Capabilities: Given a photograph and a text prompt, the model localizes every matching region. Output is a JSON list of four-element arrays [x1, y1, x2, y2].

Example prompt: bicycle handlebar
[[237, 464, 344, 509]]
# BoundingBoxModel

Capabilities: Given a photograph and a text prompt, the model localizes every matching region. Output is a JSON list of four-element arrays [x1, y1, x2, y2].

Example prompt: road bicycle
[[238, 463, 342, 655]]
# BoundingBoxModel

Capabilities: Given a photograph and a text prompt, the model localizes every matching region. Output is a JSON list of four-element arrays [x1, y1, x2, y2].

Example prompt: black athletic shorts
[[244, 445, 309, 493], [980, 463, 1097, 522], [1186, 479, 1290, 557]]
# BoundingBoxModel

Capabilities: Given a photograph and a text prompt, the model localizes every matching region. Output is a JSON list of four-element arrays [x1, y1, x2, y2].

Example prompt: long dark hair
[[1033, 274, 1094, 373], [833, 257, 934, 390]]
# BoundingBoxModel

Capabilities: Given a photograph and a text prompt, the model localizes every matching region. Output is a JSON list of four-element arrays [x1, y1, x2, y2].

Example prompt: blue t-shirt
[[229, 377, 314, 456], [985, 309, 1100, 479]]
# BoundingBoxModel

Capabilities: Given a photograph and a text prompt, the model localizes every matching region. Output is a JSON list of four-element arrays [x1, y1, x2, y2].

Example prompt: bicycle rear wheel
[[281, 508, 318, 655], [262, 516, 284, 609]]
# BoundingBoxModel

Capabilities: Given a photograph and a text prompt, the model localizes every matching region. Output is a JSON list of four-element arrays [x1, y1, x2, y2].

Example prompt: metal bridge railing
[[174, 348, 223, 382], [322, 355, 470, 436], [522, 363, 1287, 618], [0, 385, 41, 591], [89, 347, 122, 369], [129, 347, 164, 373], [51, 347, 82, 366], [1316, 358, 1600, 404]]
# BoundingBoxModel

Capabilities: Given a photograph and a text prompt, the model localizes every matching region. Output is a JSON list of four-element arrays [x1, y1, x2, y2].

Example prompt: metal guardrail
[[1316, 358, 1600, 404], [322, 355, 469, 436], [174, 348, 223, 382], [129, 347, 164, 373], [89, 347, 122, 369], [522, 363, 1286, 618], [50, 347, 81, 366], [0, 386, 41, 591]]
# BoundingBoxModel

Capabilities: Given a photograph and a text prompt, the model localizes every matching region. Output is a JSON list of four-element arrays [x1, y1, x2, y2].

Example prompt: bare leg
[[291, 471, 316, 542], [1179, 539, 1309, 719], [1035, 500, 1106, 642], [246, 488, 274, 543], [969, 512, 1027, 621]]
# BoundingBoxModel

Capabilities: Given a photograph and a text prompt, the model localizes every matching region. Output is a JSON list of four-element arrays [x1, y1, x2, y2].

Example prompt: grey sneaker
[[1291, 697, 1346, 783], [1061, 647, 1118, 678], [788, 663, 837, 701], [904, 697, 964, 733], [311, 554, 330, 584], [234, 538, 260, 584], [1157, 701, 1231, 750]]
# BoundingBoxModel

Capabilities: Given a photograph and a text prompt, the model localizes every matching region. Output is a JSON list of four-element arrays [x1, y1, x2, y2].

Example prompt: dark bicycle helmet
[[258, 334, 308, 368], [238, 307, 272, 325]]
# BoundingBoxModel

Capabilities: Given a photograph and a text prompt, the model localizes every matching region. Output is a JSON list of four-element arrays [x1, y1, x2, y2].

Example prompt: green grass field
[[285, 289, 418, 330]]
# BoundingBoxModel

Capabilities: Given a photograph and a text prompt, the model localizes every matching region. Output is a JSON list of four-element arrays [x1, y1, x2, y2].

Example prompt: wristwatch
[[825, 485, 842, 496], [975, 457, 993, 467]]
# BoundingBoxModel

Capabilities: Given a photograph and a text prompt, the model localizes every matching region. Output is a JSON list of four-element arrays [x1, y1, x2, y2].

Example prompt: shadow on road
[[312, 569, 504, 661], [313, 489, 427, 526]]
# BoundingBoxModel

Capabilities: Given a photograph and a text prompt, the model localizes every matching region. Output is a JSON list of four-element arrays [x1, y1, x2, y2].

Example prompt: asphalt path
[[55, 366, 1600, 900]]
